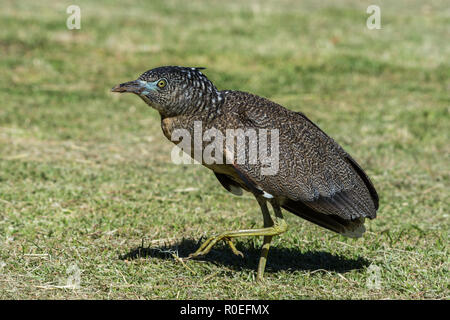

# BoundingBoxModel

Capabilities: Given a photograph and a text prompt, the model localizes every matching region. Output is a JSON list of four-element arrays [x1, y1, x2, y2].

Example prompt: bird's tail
[[282, 199, 366, 238]]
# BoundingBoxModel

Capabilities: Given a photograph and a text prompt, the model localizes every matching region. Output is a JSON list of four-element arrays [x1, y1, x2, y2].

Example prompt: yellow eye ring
[[157, 79, 167, 88]]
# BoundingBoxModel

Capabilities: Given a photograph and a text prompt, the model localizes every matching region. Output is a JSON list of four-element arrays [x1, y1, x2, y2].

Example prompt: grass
[[0, 0, 448, 299]]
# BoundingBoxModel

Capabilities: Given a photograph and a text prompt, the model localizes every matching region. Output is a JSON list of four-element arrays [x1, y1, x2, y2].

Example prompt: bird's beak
[[111, 80, 143, 94]]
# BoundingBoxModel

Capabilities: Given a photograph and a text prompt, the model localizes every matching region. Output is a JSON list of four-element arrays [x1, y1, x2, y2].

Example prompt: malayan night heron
[[112, 66, 379, 281]]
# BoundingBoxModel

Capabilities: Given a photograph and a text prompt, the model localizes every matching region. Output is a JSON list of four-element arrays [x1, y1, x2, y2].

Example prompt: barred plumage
[[112, 66, 379, 280]]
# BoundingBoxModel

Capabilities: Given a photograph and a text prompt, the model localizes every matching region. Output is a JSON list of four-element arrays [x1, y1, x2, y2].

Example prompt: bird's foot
[[187, 235, 244, 259], [223, 237, 244, 258], [187, 222, 287, 261]]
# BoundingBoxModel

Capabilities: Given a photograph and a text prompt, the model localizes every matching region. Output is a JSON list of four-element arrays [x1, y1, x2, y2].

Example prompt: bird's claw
[[223, 237, 244, 258], [187, 235, 244, 259]]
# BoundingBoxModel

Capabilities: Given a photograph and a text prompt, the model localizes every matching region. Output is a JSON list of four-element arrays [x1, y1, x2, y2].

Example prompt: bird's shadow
[[119, 238, 370, 274]]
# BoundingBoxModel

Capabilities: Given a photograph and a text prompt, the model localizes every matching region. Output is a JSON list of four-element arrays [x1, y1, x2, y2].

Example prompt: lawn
[[0, 0, 448, 299]]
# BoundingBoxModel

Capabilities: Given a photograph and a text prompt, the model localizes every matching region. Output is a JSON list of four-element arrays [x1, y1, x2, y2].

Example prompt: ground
[[0, 0, 448, 299]]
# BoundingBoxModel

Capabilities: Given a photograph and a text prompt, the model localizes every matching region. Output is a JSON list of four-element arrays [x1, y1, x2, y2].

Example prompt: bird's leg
[[187, 198, 288, 279], [257, 235, 273, 281], [256, 197, 274, 282]]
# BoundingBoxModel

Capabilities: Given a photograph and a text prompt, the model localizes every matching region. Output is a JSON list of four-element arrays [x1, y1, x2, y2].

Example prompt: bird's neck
[[159, 90, 226, 141], [162, 89, 225, 120], [194, 89, 225, 120]]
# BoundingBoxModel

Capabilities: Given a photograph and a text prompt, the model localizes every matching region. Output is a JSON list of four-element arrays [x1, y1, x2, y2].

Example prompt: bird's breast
[[161, 116, 178, 140]]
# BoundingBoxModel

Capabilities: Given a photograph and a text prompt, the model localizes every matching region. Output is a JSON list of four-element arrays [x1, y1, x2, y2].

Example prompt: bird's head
[[112, 66, 223, 117]]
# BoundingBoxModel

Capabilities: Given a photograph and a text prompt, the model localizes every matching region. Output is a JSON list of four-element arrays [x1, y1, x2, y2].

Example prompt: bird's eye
[[157, 79, 167, 88]]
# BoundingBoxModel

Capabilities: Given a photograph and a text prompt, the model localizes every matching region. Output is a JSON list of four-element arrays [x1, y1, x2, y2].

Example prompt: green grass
[[0, 0, 449, 299]]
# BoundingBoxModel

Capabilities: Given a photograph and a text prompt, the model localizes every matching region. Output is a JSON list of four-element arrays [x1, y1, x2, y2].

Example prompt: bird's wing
[[222, 95, 378, 221], [214, 172, 243, 196]]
